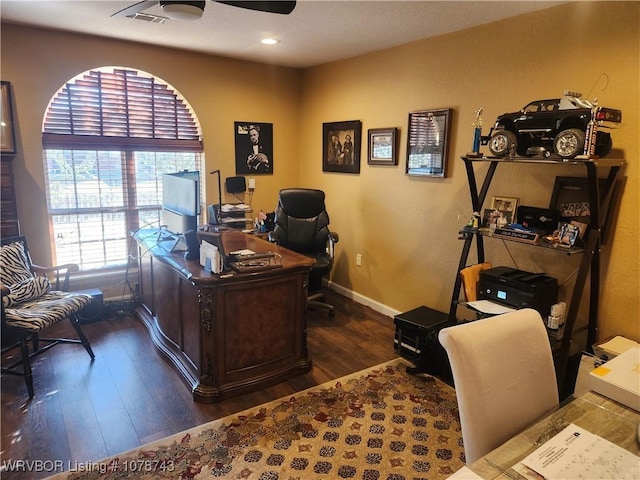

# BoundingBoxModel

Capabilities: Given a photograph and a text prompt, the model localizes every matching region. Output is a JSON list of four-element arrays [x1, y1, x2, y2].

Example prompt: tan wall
[[2, 1, 638, 342], [299, 1, 639, 341], [0, 24, 301, 266]]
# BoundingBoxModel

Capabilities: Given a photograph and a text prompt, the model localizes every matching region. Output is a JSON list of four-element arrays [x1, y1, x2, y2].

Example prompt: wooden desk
[[468, 391, 640, 478], [135, 230, 314, 403]]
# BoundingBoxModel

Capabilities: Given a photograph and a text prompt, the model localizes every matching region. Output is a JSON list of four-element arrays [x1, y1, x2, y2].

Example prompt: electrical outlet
[[356, 253, 362, 266]]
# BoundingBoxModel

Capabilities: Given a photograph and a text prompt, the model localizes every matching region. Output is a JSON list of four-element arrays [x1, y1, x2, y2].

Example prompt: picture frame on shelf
[[490, 196, 518, 225], [323, 120, 362, 174], [1, 81, 16, 154], [482, 208, 502, 229], [367, 127, 398, 165], [549, 175, 621, 245], [549, 176, 600, 221], [559, 222, 580, 247], [406, 108, 452, 178]]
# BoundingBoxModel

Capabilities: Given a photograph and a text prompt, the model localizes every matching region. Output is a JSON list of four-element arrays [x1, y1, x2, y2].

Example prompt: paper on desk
[[465, 300, 516, 315], [221, 203, 250, 212], [200, 240, 223, 274], [520, 423, 639, 479], [229, 249, 255, 256]]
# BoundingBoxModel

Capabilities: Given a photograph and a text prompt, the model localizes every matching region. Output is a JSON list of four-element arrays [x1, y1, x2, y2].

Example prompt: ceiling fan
[[112, 1, 297, 21]]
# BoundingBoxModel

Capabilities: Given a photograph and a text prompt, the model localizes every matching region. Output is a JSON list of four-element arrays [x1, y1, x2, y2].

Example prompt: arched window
[[42, 67, 203, 271]]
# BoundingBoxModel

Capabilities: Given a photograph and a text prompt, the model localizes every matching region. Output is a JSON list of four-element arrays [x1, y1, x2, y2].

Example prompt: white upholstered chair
[[438, 308, 559, 464]]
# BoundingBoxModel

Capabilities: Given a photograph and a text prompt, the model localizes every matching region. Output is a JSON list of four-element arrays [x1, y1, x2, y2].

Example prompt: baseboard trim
[[326, 280, 401, 320]]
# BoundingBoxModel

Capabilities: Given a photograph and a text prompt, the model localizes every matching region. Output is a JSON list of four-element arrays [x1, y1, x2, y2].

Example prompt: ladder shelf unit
[[451, 155, 625, 398]]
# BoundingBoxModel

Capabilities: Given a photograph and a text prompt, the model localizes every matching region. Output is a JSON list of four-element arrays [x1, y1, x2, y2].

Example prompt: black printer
[[478, 266, 558, 318]]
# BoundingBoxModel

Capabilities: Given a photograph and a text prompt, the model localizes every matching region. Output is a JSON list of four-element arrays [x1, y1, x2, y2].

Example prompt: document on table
[[465, 300, 516, 315], [518, 423, 639, 479]]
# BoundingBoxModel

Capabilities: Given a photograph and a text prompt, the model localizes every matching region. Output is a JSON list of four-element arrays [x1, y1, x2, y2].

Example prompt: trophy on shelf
[[582, 100, 600, 158], [469, 107, 483, 157]]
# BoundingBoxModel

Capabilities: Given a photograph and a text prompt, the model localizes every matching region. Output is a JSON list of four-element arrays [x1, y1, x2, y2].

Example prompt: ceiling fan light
[[160, 1, 205, 21]]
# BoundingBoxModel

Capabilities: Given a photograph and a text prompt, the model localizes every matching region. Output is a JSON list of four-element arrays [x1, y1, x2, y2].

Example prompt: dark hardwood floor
[[1, 289, 399, 479]]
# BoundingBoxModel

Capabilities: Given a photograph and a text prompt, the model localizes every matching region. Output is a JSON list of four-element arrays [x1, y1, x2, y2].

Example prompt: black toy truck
[[482, 91, 622, 159]]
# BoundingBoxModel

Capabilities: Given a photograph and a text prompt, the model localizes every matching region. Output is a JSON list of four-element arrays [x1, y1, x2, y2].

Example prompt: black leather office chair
[[270, 188, 339, 316]]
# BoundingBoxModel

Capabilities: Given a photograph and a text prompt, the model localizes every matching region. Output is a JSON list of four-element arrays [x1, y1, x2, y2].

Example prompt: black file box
[[393, 306, 454, 384]]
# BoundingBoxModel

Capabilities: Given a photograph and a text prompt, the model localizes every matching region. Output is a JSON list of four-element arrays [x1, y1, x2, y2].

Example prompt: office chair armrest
[[327, 231, 339, 259], [267, 230, 279, 243], [32, 263, 80, 291]]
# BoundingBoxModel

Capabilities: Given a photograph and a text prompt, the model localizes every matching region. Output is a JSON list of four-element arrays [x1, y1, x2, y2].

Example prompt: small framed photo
[[482, 208, 503, 228], [367, 127, 398, 165], [323, 120, 362, 174], [559, 222, 580, 247], [1, 81, 17, 154], [490, 196, 518, 224], [406, 108, 452, 178]]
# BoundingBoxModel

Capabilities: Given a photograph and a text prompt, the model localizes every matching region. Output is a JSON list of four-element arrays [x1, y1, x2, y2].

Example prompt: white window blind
[[42, 68, 203, 270]]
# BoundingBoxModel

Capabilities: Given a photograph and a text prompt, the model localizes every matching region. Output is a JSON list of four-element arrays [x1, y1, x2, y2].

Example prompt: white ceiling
[[1, 1, 567, 68]]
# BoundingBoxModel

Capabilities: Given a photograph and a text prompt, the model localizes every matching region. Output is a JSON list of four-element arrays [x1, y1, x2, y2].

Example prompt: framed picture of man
[[234, 122, 273, 175], [323, 120, 362, 174]]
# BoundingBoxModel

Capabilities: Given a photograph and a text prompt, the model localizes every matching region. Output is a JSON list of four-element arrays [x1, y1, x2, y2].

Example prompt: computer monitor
[[162, 170, 200, 235]]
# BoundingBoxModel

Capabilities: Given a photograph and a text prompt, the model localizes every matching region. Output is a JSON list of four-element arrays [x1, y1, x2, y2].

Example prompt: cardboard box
[[588, 345, 640, 412]]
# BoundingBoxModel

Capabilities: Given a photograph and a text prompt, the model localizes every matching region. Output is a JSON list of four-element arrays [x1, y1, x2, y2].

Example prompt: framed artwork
[[549, 176, 601, 220], [490, 196, 518, 224], [549, 175, 621, 244], [367, 127, 398, 165], [406, 108, 452, 177], [323, 120, 362, 174], [1, 81, 16, 154], [234, 122, 273, 175]]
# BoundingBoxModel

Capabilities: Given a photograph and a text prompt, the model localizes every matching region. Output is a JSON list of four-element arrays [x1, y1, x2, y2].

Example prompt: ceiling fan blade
[[215, 1, 296, 15], [112, 0, 158, 17]]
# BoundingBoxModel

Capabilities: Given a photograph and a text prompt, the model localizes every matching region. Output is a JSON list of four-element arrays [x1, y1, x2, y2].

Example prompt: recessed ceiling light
[[261, 38, 280, 45]]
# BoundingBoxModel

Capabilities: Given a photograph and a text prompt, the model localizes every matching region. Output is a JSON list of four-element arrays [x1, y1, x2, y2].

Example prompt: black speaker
[[225, 176, 246, 194], [75, 288, 104, 325], [183, 230, 200, 260]]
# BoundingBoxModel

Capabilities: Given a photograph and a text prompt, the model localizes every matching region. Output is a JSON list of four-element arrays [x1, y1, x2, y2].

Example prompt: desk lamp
[[208, 169, 223, 225]]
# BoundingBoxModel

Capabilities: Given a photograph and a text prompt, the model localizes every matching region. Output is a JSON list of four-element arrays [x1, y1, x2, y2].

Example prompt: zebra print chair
[[1, 236, 95, 398]]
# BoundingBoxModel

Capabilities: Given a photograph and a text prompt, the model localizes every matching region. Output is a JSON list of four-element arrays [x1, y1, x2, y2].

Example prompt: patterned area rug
[[47, 358, 464, 480]]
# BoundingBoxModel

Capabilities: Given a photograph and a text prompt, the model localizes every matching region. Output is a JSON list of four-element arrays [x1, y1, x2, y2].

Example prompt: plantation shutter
[[43, 68, 202, 151]]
